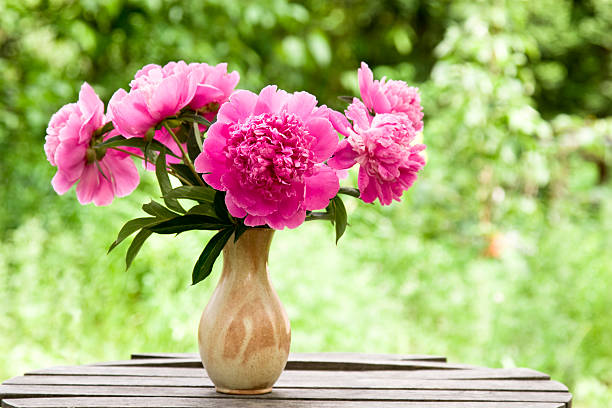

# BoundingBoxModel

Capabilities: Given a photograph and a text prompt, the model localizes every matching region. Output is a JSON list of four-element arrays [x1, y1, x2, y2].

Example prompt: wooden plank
[[91, 357, 476, 371], [24, 366, 551, 380], [1, 396, 567, 408], [0, 384, 572, 404], [4, 375, 569, 392], [131, 352, 448, 362]]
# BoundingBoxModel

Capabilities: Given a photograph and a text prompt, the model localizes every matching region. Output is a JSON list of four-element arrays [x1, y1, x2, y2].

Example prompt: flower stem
[[108, 146, 194, 186], [193, 122, 203, 152], [110, 147, 146, 161], [163, 122, 205, 186], [338, 187, 360, 198], [305, 212, 333, 222], [93, 121, 114, 139]]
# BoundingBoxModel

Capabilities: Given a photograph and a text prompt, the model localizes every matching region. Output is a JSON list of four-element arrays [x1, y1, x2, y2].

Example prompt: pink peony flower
[[187, 62, 239, 121], [194, 86, 340, 229], [45, 83, 140, 206], [108, 61, 239, 139], [358, 62, 423, 131], [328, 99, 425, 205]]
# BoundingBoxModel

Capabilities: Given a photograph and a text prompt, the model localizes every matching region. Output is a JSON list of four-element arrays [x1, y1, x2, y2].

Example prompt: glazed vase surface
[[197, 228, 291, 394]]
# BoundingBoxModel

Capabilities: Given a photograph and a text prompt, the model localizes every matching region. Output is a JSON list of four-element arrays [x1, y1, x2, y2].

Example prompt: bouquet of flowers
[[44, 61, 426, 285]]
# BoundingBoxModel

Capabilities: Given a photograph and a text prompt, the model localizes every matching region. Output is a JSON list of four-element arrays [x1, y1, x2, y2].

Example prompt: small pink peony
[[194, 86, 340, 229], [328, 99, 425, 205], [108, 61, 239, 139], [187, 62, 240, 121], [358, 62, 423, 131], [45, 83, 139, 206]]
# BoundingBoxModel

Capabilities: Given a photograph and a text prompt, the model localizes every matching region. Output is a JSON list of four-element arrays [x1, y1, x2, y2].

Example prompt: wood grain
[[1, 397, 567, 408], [131, 352, 448, 362], [25, 366, 551, 380], [0, 352, 572, 408], [92, 357, 472, 371], [5, 375, 569, 392], [0, 384, 573, 403]]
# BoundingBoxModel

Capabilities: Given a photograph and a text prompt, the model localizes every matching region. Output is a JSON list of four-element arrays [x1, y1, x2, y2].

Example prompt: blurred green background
[[1, 0, 611, 406]]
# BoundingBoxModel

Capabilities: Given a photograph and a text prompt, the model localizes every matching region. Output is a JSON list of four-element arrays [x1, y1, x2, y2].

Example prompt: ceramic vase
[[197, 228, 291, 394]]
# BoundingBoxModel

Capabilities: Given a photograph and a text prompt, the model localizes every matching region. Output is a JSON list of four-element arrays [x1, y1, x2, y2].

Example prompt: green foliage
[[328, 196, 348, 244], [1, 1, 611, 407], [192, 227, 234, 286]]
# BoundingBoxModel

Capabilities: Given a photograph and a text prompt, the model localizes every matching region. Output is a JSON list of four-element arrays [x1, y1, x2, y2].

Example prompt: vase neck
[[221, 228, 275, 281]]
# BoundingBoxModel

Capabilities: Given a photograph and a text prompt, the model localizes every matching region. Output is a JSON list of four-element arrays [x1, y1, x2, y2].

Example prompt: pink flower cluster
[[45, 60, 425, 229], [194, 86, 340, 229], [45, 83, 139, 206], [109, 61, 239, 168], [45, 61, 239, 206], [328, 62, 426, 205], [109, 61, 238, 138]]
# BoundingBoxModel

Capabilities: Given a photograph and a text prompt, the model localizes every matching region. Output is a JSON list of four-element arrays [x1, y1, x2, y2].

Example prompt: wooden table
[[0, 352, 572, 407]]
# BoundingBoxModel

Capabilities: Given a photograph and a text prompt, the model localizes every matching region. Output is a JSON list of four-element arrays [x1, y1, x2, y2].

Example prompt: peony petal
[[357, 167, 376, 203], [148, 75, 185, 120], [265, 208, 306, 230], [217, 90, 258, 123], [92, 178, 115, 206], [328, 108, 352, 136], [253, 85, 289, 115], [77, 82, 105, 144], [54, 139, 87, 180], [358, 62, 375, 108], [92, 177, 115, 207], [304, 165, 340, 211], [278, 184, 303, 218], [327, 139, 357, 170], [132, 64, 161, 85], [225, 193, 248, 218], [358, 62, 390, 114], [370, 87, 391, 114], [75, 164, 101, 204], [103, 153, 140, 197], [244, 214, 268, 227], [51, 170, 76, 194], [108, 89, 156, 138], [189, 84, 224, 109], [306, 117, 338, 162], [286, 91, 318, 121], [346, 99, 372, 131]]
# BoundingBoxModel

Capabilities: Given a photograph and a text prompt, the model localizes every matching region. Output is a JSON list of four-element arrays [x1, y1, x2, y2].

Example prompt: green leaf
[[332, 196, 348, 244], [142, 200, 178, 219], [326, 200, 336, 223], [169, 163, 203, 186], [192, 228, 234, 285], [213, 191, 231, 222], [143, 141, 152, 169], [108, 217, 161, 253], [95, 136, 179, 158], [186, 124, 201, 162], [93, 121, 114, 137], [174, 123, 189, 143], [156, 149, 185, 213], [233, 222, 249, 243], [180, 113, 212, 127], [164, 185, 216, 203], [126, 229, 153, 270], [338, 95, 355, 104], [148, 214, 229, 234], [186, 203, 218, 218], [338, 187, 361, 198], [192, 122, 203, 152]]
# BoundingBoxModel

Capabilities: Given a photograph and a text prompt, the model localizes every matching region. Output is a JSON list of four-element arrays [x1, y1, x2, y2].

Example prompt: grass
[[1, 172, 611, 408]]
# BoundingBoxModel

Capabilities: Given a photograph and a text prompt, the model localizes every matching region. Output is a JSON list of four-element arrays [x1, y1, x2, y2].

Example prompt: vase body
[[198, 228, 291, 395]]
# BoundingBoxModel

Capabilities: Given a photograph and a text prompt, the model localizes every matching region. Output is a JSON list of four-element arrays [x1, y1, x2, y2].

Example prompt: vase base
[[215, 386, 272, 395]]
